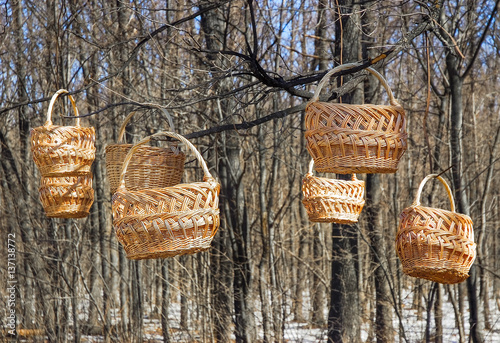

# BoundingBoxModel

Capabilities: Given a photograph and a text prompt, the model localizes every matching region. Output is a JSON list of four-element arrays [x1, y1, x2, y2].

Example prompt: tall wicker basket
[[31, 89, 95, 177], [39, 174, 94, 218], [395, 174, 476, 284], [305, 63, 407, 174], [112, 132, 220, 260], [105, 109, 185, 194], [302, 160, 365, 224]]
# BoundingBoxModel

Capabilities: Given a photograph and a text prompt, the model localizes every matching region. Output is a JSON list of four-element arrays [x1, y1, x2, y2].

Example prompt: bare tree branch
[[463, 0, 500, 77], [1, 0, 440, 122]]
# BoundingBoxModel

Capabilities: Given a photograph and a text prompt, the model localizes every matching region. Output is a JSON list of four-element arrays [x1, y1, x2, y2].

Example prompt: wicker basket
[[31, 89, 96, 177], [302, 160, 365, 224], [39, 174, 94, 218], [305, 63, 407, 174], [112, 131, 220, 260], [105, 109, 185, 194], [395, 174, 476, 284]]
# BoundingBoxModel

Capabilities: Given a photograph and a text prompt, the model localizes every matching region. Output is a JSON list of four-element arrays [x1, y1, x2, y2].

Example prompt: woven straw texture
[[302, 160, 365, 224], [395, 174, 476, 284], [31, 89, 96, 177], [105, 109, 186, 194], [39, 174, 94, 218], [112, 131, 220, 260], [305, 63, 407, 174]]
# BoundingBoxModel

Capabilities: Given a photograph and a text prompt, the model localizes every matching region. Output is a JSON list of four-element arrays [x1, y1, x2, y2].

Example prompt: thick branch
[[182, 103, 306, 139]]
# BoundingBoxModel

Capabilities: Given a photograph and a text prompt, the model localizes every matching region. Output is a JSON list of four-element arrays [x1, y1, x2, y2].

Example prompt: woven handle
[[309, 62, 401, 107], [413, 174, 455, 212], [118, 131, 213, 190], [117, 107, 175, 143], [46, 89, 80, 127], [307, 159, 358, 181]]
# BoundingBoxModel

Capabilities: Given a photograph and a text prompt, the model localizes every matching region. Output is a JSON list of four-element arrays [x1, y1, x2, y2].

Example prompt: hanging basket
[[39, 174, 94, 218], [302, 160, 365, 224], [31, 89, 96, 177], [395, 174, 476, 284], [304, 63, 407, 174], [112, 131, 220, 260], [105, 109, 186, 194]]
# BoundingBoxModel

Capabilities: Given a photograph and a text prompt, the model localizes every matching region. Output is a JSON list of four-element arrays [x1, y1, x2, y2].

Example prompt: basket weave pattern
[[302, 160, 365, 224], [31, 89, 96, 177], [395, 174, 476, 284], [305, 63, 407, 174], [112, 132, 220, 260], [105, 110, 185, 194], [39, 174, 94, 218], [106, 144, 185, 194]]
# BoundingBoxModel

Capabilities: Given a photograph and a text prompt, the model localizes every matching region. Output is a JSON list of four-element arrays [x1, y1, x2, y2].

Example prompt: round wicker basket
[[112, 131, 220, 260], [39, 174, 94, 218], [305, 63, 407, 174], [302, 160, 365, 224], [105, 109, 185, 194], [31, 89, 95, 177], [395, 174, 476, 284]]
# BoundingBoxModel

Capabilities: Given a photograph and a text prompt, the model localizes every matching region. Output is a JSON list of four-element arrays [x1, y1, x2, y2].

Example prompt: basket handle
[[307, 159, 357, 181], [413, 174, 455, 212], [117, 107, 175, 143], [117, 131, 214, 191], [45, 89, 80, 127], [309, 62, 401, 107]]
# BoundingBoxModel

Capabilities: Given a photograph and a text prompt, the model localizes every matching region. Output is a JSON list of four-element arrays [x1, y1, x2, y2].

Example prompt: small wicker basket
[[112, 131, 220, 260], [305, 63, 407, 174], [39, 174, 94, 218], [302, 160, 365, 224], [105, 109, 185, 194], [31, 89, 96, 177], [395, 174, 476, 284]]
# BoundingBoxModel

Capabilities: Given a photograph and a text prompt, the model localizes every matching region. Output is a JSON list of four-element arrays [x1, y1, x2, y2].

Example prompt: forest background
[[1, 0, 500, 342]]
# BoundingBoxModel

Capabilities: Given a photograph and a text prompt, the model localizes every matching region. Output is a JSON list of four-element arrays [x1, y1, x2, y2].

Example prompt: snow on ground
[[11, 285, 500, 342]]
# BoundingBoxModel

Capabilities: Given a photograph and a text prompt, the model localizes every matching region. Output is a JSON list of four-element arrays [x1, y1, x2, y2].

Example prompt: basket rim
[[105, 142, 182, 152], [113, 179, 220, 197], [116, 131, 216, 192], [31, 124, 95, 131], [306, 101, 404, 111], [114, 207, 219, 224], [400, 204, 472, 221]]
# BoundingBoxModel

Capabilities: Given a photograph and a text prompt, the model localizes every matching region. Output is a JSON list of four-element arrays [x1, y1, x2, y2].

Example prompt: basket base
[[44, 207, 91, 219], [307, 213, 359, 224], [123, 238, 213, 260], [402, 265, 470, 284], [313, 156, 399, 174]]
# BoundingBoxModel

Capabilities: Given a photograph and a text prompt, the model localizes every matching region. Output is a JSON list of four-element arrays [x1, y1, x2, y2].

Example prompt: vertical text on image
[[7, 232, 17, 336]]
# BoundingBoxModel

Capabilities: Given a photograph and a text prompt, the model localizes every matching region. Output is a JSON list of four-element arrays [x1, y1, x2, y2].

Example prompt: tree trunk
[[328, 1, 362, 342], [434, 284, 443, 343], [161, 260, 170, 343], [11, 0, 36, 331], [210, 222, 233, 342], [220, 135, 255, 343], [366, 174, 394, 342], [200, 3, 255, 342], [446, 52, 484, 343]]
